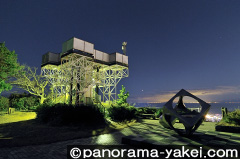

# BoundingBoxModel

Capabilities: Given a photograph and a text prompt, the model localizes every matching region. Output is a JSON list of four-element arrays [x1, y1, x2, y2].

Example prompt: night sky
[[1, 0, 240, 103]]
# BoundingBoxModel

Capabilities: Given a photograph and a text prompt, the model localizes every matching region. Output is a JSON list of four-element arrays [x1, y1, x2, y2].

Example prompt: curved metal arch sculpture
[[159, 89, 211, 136]]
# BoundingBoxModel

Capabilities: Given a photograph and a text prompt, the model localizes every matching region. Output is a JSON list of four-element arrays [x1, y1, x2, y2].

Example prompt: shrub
[[36, 103, 106, 126], [42, 97, 53, 106], [0, 96, 9, 110], [155, 108, 163, 118], [116, 85, 129, 106], [136, 107, 162, 118], [222, 109, 240, 126], [11, 98, 25, 110], [9, 93, 39, 110], [107, 105, 137, 122], [24, 96, 39, 110], [137, 107, 158, 114]]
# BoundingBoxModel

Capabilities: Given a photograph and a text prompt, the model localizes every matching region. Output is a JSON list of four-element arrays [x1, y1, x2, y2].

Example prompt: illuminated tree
[[116, 85, 129, 106], [11, 65, 48, 104], [0, 43, 20, 94]]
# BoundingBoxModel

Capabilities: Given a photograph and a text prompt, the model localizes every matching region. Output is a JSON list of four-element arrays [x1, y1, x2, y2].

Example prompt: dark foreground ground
[[0, 119, 239, 159]]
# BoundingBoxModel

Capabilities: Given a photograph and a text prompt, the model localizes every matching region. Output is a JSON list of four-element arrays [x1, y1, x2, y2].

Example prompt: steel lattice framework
[[61, 53, 94, 104], [41, 54, 128, 104], [41, 37, 128, 105], [41, 64, 67, 103], [97, 65, 129, 102]]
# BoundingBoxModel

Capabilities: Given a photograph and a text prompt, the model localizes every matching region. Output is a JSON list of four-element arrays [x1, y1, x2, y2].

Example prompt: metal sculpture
[[159, 89, 211, 135]]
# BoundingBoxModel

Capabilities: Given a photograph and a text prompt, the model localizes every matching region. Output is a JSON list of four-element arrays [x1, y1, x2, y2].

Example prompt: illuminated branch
[[11, 65, 48, 104]]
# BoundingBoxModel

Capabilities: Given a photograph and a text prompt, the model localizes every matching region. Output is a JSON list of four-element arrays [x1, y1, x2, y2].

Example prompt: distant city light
[[205, 114, 222, 122]]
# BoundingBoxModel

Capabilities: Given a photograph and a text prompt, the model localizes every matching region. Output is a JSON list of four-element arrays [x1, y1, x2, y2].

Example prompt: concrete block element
[[62, 37, 94, 54], [42, 52, 60, 65]]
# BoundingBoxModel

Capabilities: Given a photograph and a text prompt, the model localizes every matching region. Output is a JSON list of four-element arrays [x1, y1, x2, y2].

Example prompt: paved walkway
[[122, 120, 240, 147], [0, 120, 240, 158]]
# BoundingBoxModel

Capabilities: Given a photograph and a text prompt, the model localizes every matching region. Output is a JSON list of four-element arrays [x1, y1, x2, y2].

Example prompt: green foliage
[[16, 98, 25, 110], [10, 98, 25, 110], [107, 105, 137, 122], [137, 107, 158, 114], [24, 96, 39, 110], [0, 96, 9, 110], [0, 80, 12, 94], [0, 43, 21, 94], [222, 109, 240, 126], [36, 104, 106, 126], [116, 85, 129, 106], [136, 107, 163, 118], [9, 93, 39, 110], [42, 97, 53, 106], [155, 108, 163, 118]]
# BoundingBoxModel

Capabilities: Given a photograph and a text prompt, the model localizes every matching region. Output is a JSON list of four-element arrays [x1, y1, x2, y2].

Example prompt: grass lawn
[[216, 120, 240, 127], [0, 111, 135, 148], [173, 121, 217, 132], [0, 111, 37, 124]]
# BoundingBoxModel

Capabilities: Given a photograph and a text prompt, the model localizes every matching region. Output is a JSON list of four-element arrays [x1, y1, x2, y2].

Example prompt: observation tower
[[41, 37, 129, 105]]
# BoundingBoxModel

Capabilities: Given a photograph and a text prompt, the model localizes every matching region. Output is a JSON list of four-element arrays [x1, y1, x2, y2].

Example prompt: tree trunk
[[69, 77, 73, 105], [76, 83, 80, 106], [40, 96, 45, 104]]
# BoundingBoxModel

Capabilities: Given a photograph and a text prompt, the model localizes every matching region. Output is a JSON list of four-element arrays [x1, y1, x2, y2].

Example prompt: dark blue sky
[[1, 0, 240, 103]]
